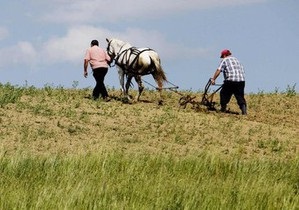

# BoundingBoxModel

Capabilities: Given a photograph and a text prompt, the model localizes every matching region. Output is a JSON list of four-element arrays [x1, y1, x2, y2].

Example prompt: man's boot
[[220, 105, 227, 113], [241, 104, 247, 115]]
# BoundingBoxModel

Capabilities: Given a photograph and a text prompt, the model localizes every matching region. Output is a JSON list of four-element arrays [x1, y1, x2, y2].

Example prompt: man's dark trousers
[[220, 81, 246, 113]]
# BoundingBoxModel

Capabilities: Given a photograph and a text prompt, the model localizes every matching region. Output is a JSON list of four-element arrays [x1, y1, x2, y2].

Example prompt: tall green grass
[[1, 152, 298, 209]]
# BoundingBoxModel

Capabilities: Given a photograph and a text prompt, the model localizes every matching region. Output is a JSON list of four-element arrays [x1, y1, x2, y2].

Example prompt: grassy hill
[[0, 83, 298, 209]]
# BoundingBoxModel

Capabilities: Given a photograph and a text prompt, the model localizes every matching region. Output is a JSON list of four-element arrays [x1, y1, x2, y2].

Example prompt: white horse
[[106, 38, 167, 102]]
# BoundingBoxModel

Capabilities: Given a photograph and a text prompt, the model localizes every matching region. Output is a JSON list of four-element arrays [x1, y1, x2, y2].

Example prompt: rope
[[141, 79, 157, 89], [141, 78, 179, 91]]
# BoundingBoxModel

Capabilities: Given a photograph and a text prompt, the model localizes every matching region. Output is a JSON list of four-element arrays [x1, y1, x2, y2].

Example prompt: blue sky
[[0, 0, 298, 93]]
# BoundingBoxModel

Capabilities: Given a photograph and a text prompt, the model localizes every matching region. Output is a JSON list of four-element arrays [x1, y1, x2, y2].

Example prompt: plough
[[182, 79, 222, 110], [158, 78, 223, 111]]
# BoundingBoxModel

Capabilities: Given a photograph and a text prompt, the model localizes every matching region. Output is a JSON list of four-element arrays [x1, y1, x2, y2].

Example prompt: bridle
[[106, 40, 129, 62], [106, 40, 128, 68], [106, 40, 115, 58]]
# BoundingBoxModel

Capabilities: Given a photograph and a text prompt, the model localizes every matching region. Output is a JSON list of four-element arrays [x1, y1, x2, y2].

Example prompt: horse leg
[[157, 84, 163, 105], [118, 67, 126, 97], [134, 75, 144, 101], [152, 73, 164, 105], [125, 75, 133, 101]]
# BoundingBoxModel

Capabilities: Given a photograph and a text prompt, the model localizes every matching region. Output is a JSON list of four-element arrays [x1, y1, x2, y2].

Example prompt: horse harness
[[115, 47, 155, 75]]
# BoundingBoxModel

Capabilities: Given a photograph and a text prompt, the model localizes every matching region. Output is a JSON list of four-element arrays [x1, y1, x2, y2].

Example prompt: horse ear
[[106, 38, 109, 43]]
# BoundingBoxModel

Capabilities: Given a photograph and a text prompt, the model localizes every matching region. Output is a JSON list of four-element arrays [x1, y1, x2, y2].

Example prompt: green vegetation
[[0, 82, 298, 209], [1, 153, 298, 209]]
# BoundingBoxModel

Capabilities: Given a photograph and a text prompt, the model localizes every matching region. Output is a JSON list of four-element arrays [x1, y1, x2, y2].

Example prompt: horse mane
[[109, 38, 132, 48]]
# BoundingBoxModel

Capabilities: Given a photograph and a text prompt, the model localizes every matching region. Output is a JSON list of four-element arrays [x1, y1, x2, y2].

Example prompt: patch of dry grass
[[0, 84, 298, 160]]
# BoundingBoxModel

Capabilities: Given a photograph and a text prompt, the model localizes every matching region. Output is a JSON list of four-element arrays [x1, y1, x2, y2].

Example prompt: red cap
[[220, 49, 231, 58]]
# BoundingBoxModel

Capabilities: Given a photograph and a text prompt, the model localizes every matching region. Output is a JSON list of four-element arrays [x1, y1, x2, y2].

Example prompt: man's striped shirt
[[218, 56, 245, 82]]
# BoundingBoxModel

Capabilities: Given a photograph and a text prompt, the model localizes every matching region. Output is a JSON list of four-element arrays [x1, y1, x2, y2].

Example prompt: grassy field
[[0, 82, 298, 209]]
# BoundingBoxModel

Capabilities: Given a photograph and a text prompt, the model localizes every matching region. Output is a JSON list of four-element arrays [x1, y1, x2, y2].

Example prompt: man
[[211, 49, 247, 115], [84, 40, 111, 100]]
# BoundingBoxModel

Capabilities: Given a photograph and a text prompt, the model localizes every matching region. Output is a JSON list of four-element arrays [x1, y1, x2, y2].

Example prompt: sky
[[0, 0, 298, 93]]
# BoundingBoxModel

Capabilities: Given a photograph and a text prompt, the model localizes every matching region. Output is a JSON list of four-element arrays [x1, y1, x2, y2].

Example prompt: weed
[[0, 83, 23, 107], [174, 134, 186, 145], [257, 139, 267, 149], [285, 84, 297, 97], [72, 81, 79, 89], [270, 139, 283, 152]]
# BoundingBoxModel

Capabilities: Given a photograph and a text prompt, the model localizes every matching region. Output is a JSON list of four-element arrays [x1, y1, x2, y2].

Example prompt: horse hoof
[[122, 97, 130, 103], [158, 100, 163, 106]]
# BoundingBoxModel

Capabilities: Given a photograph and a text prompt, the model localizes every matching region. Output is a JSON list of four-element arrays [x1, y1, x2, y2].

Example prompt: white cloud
[[41, 26, 113, 64], [0, 0, 265, 69], [42, 0, 267, 23], [0, 27, 9, 40], [0, 24, 208, 68], [108, 27, 209, 60], [0, 41, 37, 68], [39, 25, 208, 65]]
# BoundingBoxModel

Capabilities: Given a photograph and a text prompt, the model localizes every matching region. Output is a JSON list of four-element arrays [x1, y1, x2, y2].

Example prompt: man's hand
[[211, 78, 215, 85], [211, 69, 220, 85], [107, 60, 112, 67], [84, 70, 88, 78]]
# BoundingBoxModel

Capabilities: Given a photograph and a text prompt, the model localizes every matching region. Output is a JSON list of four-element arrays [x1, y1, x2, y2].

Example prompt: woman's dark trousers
[[92, 67, 108, 100]]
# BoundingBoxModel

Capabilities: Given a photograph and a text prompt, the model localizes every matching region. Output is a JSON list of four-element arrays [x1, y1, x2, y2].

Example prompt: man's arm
[[211, 69, 221, 85]]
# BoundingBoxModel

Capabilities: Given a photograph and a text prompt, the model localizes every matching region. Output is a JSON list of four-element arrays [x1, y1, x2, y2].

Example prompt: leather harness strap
[[115, 47, 153, 75]]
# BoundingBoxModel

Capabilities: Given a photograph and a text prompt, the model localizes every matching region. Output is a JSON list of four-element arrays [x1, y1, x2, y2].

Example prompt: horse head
[[106, 38, 116, 59], [106, 38, 131, 60]]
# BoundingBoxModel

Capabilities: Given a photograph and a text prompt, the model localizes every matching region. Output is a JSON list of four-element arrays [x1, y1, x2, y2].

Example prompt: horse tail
[[150, 56, 167, 88]]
